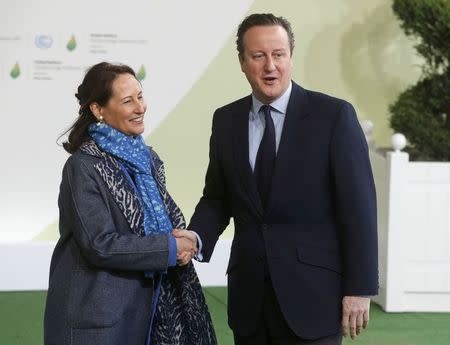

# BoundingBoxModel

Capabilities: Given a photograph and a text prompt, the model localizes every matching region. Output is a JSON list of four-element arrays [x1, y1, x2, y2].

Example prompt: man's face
[[240, 25, 293, 104]]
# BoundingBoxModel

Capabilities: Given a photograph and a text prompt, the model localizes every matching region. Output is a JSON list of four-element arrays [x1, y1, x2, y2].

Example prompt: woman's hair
[[61, 62, 136, 154]]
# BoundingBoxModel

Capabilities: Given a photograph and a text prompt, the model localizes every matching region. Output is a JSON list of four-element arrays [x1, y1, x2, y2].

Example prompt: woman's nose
[[135, 100, 146, 113]]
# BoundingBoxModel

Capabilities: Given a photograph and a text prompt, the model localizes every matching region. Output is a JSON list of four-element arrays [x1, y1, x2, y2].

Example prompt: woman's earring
[[97, 115, 104, 126]]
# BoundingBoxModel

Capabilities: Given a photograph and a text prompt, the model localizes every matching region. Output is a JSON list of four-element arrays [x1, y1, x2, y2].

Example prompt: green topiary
[[390, 0, 450, 161]]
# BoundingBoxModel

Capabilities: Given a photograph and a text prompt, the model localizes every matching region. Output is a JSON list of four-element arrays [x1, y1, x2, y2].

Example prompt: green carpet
[[1, 289, 449, 345]]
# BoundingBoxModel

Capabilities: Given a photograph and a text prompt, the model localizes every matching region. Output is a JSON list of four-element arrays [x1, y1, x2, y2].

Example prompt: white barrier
[[0, 239, 231, 291], [365, 128, 450, 312]]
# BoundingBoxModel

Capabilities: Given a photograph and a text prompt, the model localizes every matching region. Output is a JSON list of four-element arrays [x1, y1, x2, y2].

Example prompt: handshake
[[172, 229, 198, 266]]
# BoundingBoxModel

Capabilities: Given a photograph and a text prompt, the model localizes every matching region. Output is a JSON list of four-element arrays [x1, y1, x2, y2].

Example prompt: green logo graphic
[[10, 62, 20, 79], [66, 35, 77, 51], [137, 65, 146, 81]]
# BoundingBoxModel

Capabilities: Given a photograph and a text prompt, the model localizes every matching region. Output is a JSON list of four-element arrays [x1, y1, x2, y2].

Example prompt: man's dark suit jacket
[[189, 82, 378, 339]]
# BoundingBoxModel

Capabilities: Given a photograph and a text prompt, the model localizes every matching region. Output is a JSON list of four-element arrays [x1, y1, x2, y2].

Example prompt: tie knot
[[261, 104, 271, 113], [260, 105, 272, 120]]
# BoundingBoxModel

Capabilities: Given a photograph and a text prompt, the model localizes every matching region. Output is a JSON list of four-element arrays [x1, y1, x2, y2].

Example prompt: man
[[175, 13, 378, 345]]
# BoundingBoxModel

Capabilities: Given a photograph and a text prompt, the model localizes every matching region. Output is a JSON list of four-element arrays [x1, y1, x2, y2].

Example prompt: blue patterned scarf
[[88, 123, 173, 238], [86, 123, 217, 345]]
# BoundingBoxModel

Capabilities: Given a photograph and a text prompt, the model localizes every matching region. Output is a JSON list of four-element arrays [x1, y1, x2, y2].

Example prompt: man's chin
[[261, 90, 282, 103]]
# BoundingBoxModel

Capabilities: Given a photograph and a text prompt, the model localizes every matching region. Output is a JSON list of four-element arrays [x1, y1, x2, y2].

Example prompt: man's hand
[[341, 296, 370, 340], [173, 229, 198, 266]]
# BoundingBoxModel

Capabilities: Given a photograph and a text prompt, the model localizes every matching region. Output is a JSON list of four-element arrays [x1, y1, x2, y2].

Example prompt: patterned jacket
[[44, 141, 216, 345]]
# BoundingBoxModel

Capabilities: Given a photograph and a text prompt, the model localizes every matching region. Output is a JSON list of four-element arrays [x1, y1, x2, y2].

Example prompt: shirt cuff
[[191, 231, 204, 261], [167, 234, 177, 267]]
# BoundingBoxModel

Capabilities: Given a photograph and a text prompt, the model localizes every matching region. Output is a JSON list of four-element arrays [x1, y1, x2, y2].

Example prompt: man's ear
[[239, 54, 245, 73]]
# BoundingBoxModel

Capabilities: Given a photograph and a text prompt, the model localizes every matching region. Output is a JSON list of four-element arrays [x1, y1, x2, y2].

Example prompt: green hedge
[[390, 0, 450, 161]]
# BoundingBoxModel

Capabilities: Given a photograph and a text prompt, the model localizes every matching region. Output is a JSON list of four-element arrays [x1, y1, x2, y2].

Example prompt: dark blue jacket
[[44, 150, 170, 345], [44, 144, 217, 345], [189, 82, 378, 339]]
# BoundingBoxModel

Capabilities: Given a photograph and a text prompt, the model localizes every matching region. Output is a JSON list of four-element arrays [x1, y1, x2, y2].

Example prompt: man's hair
[[236, 13, 295, 57]]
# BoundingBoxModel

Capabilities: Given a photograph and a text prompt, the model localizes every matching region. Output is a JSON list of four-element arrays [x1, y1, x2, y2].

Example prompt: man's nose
[[264, 57, 276, 71]]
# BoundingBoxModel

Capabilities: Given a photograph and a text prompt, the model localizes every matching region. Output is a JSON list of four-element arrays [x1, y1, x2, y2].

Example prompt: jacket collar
[[232, 81, 310, 218]]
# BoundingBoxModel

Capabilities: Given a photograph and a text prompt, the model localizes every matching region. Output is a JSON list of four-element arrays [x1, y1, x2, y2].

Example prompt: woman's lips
[[130, 116, 144, 123]]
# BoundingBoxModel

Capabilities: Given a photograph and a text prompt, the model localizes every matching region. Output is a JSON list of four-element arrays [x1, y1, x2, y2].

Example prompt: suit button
[[262, 224, 268, 231]]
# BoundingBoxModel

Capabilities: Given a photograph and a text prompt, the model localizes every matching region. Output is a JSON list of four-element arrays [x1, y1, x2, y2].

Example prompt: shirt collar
[[250, 81, 292, 120]]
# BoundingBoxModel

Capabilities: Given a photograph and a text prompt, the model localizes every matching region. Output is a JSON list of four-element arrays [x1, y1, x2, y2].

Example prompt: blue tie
[[254, 105, 276, 210]]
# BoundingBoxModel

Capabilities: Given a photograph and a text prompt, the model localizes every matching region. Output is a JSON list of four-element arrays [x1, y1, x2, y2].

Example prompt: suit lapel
[[266, 83, 310, 213], [232, 96, 264, 218]]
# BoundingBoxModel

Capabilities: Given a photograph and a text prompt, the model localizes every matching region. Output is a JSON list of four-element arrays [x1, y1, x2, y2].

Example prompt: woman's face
[[94, 73, 147, 136]]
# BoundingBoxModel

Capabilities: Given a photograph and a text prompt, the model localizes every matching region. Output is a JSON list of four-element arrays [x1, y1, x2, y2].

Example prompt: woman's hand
[[173, 229, 198, 266]]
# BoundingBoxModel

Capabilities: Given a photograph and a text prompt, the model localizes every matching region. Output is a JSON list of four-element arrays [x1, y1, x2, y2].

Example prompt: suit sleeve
[[61, 158, 171, 272], [188, 110, 231, 261], [330, 102, 379, 296]]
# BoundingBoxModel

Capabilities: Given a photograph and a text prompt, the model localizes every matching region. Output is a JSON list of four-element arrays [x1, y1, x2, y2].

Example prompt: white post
[[360, 119, 376, 151], [384, 133, 409, 311]]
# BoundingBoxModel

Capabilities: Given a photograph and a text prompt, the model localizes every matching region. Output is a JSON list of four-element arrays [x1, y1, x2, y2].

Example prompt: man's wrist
[[190, 231, 204, 261]]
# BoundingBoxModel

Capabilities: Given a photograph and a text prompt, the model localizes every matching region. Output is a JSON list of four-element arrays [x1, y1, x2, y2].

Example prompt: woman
[[44, 62, 217, 345]]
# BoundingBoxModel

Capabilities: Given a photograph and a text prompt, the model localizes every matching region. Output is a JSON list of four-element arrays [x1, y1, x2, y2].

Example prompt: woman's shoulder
[[68, 149, 101, 166], [148, 146, 163, 163], [62, 149, 103, 180]]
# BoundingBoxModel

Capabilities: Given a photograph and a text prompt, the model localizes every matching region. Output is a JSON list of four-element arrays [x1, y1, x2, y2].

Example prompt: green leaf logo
[[66, 35, 77, 51], [137, 65, 146, 81], [10, 63, 20, 79]]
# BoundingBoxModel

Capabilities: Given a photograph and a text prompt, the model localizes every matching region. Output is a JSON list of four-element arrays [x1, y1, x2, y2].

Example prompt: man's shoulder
[[209, 95, 252, 128], [301, 85, 351, 110], [215, 94, 252, 114], [295, 86, 360, 131]]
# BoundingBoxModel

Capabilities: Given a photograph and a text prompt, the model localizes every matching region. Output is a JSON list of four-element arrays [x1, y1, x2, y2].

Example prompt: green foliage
[[390, 0, 450, 161]]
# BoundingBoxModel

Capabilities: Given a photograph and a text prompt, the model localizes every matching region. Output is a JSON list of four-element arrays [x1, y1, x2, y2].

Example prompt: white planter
[[366, 129, 450, 312]]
